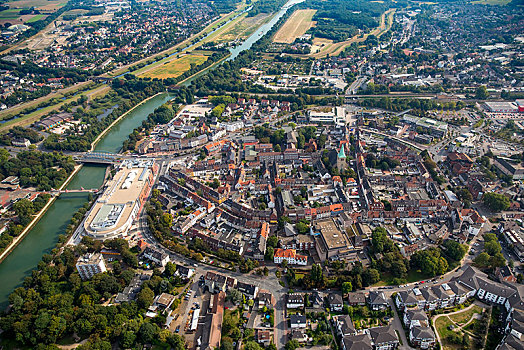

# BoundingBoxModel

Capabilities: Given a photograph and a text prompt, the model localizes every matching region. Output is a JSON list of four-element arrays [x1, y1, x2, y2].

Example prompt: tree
[[137, 287, 155, 309], [13, 199, 35, 226], [226, 289, 242, 304], [138, 322, 157, 344], [285, 339, 300, 350], [484, 240, 502, 256], [443, 240, 467, 261], [342, 281, 353, 295], [120, 331, 136, 348], [296, 221, 309, 234], [164, 262, 177, 276], [475, 86, 489, 100], [167, 334, 186, 350], [482, 192, 510, 212], [362, 268, 380, 286], [244, 341, 263, 350], [267, 236, 278, 248], [265, 246, 274, 261], [474, 252, 491, 268], [372, 227, 388, 253], [489, 253, 506, 268], [220, 339, 234, 350]]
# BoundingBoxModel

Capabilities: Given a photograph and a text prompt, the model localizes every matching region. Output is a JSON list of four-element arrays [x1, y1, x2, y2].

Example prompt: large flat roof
[[84, 160, 153, 237], [315, 219, 349, 250]]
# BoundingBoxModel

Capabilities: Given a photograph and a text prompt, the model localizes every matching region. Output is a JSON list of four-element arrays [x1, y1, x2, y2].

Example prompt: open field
[[0, 9, 22, 19], [7, 0, 65, 11], [25, 14, 45, 22], [307, 8, 396, 58], [472, 0, 511, 4], [273, 9, 316, 44], [212, 12, 271, 43], [138, 54, 209, 79]]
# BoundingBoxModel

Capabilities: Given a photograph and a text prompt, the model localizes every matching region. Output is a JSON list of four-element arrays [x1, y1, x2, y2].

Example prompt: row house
[[204, 271, 236, 293], [236, 281, 259, 300], [188, 229, 244, 255], [396, 281, 474, 312], [286, 293, 305, 309]]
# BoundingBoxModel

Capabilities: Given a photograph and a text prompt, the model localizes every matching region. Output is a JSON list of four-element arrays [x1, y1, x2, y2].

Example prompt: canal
[[0, 0, 303, 308], [0, 93, 173, 308]]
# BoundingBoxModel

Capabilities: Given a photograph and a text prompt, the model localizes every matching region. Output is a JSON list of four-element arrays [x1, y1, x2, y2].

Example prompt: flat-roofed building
[[76, 253, 107, 280], [484, 101, 518, 113], [313, 218, 352, 262], [82, 159, 155, 240]]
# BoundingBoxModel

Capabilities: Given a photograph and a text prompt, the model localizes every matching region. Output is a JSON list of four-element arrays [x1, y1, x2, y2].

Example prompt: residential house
[[328, 293, 344, 312], [290, 314, 307, 329], [342, 334, 373, 350], [348, 292, 366, 306], [409, 326, 436, 349], [142, 246, 170, 267], [368, 291, 388, 311], [368, 325, 400, 350], [287, 293, 305, 309], [237, 281, 259, 300], [334, 315, 357, 337], [496, 266, 517, 283]]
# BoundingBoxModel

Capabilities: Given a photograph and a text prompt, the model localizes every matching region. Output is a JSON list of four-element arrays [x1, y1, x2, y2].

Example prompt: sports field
[[273, 9, 316, 44], [138, 54, 209, 79]]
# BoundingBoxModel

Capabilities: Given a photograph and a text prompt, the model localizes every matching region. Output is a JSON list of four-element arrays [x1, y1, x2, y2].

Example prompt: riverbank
[[0, 92, 167, 263], [90, 92, 164, 152], [0, 163, 83, 264], [178, 53, 232, 87]]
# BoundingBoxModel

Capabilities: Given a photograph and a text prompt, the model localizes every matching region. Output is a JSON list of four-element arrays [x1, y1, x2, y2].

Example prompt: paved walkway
[[431, 301, 486, 347]]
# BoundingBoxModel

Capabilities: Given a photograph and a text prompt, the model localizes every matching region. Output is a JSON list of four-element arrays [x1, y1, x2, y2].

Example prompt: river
[[0, 0, 303, 308]]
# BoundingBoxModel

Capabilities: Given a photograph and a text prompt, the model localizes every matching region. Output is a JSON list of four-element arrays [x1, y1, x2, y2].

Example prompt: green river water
[[0, 93, 173, 309]]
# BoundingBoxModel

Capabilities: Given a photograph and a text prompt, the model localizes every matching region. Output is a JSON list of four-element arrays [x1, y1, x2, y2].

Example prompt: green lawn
[[375, 269, 428, 286], [0, 9, 22, 19], [435, 306, 485, 349], [26, 14, 45, 22], [435, 316, 456, 342], [449, 305, 483, 325]]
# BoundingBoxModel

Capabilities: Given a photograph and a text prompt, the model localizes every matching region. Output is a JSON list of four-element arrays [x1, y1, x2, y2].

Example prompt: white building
[[273, 248, 307, 266], [142, 246, 170, 267], [76, 253, 107, 280]]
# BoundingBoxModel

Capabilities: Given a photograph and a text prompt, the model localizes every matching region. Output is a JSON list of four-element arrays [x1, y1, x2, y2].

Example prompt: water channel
[[0, 0, 303, 308]]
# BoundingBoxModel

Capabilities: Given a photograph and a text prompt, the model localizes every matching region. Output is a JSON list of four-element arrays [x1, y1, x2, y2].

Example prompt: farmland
[[138, 54, 209, 79], [6, 0, 65, 12], [211, 12, 271, 43], [273, 9, 316, 44]]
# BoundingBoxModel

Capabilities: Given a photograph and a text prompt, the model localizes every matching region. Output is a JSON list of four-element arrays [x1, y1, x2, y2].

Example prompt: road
[[388, 298, 412, 350]]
